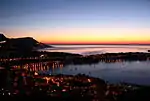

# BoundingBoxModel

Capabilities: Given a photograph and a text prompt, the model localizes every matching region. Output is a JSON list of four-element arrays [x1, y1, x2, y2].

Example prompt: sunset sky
[[0, 0, 150, 44]]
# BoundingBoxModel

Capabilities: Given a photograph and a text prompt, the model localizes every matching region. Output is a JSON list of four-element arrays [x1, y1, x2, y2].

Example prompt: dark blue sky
[[0, 0, 150, 44]]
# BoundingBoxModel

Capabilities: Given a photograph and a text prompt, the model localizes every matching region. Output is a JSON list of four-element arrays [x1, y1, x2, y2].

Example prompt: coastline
[[0, 51, 150, 86], [0, 51, 150, 100], [1, 51, 150, 66]]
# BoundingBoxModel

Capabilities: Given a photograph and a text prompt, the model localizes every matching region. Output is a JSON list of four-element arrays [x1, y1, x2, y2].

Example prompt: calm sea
[[40, 45, 150, 55], [39, 45, 150, 85], [47, 61, 150, 85]]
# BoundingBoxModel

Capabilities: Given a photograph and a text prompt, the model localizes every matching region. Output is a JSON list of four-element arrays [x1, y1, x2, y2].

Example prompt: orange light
[[34, 72, 38, 76], [88, 79, 91, 82]]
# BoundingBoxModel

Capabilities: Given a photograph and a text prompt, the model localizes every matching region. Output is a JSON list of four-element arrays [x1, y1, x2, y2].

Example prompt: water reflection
[[12, 61, 64, 74], [53, 61, 150, 85], [11, 60, 150, 85]]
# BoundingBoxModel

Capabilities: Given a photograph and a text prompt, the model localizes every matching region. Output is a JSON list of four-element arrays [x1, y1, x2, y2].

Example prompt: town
[[0, 34, 150, 100]]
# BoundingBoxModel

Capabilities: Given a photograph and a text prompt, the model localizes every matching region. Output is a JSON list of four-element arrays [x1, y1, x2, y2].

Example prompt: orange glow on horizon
[[39, 34, 150, 44], [41, 38, 150, 44], [33, 28, 150, 44], [2, 27, 150, 44], [43, 41, 150, 45]]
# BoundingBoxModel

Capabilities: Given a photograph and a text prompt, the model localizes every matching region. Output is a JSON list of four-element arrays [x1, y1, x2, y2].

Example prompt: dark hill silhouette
[[9, 37, 51, 50], [0, 34, 52, 54], [0, 34, 7, 42]]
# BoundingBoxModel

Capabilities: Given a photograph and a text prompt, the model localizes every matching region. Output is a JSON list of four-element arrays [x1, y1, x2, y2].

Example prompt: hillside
[[0, 34, 52, 53], [0, 34, 7, 42]]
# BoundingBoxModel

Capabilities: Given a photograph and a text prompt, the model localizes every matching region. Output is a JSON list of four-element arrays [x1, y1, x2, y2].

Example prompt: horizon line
[[44, 43, 150, 45]]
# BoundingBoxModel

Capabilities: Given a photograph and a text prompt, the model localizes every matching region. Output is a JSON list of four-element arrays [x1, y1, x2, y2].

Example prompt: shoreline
[[0, 51, 150, 66], [0, 51, 150, 86]]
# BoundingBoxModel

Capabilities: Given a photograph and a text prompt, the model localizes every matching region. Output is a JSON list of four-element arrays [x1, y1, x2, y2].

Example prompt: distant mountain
[[0, 34, 52, 53], [0, 34, 7, 42]]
